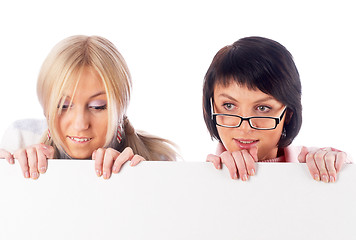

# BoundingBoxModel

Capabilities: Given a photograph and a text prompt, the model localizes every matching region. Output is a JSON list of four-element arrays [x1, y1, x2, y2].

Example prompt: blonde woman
[[1, 35, 177, 179]]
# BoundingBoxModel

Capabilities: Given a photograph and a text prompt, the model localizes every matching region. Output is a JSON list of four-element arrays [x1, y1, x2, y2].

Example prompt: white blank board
[[0, 160, 354, 240]]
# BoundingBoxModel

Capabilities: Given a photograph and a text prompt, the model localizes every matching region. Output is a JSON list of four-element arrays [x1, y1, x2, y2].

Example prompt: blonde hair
[[37, 35, 177, 161]]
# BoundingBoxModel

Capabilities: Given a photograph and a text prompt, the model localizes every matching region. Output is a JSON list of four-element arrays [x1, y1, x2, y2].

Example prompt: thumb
[[298, 146, 308, 163], [41, 144, 55, 159], [249, 146, 258, 162]]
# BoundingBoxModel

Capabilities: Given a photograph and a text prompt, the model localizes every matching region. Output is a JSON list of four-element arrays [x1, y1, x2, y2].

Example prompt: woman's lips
[[234, 139, 259, 150], [67, 136, 93, 143]]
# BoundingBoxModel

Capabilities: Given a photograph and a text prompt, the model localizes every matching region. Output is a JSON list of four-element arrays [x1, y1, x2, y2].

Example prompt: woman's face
[[56, 67, 108, 159], [213, 81, 286, 160]]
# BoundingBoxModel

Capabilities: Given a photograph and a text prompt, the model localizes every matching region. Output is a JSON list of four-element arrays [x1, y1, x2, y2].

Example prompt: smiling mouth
[[67, 136, 93, 143], [234, 139, 259, 149]]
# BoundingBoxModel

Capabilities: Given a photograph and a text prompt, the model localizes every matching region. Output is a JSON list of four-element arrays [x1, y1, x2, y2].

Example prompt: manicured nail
[[322, 175, 329, 183], [113, 166, 118, 173], [96, 169, 101, 177], [103, 172, 108, 179], [242, 174, 248, 181], [250, 169, 255, 176], [25, 171, 30, 178], [330, 176, 335, 183], [314, 174, 320, 181], [39, 167, 46, 173], [31, 172, 38, 179]]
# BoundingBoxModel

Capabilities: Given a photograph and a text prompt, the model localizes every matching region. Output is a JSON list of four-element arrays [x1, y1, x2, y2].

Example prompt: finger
[[220, 151, 238, 179], [232, 151, 248, 181], [305, 151, 320, 181], [40, 144, 55, 159], [36, 147, 48, 174], [93, 148, 105, 177], [206, 154, 222, 169], [314, 150, 329, 183], [14, 150, 30, 178], [0, 149, 14, 164], [298, 146, 309, 163], [324, 151, 337, 183], [130, 155, 145, 166], [112, 147, 134, 174], [26, 148, 39, 180], [102, 149, 120, 179], [335, 152, 347, 173], [92, 150, 97, 160], [249, 146, 258, 162], [243, 150, 256, 176]]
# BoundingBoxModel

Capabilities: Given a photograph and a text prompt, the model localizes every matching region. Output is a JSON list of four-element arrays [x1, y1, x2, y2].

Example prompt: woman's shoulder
[[11, 118, 47, 134], [0, 119, 47, 153]]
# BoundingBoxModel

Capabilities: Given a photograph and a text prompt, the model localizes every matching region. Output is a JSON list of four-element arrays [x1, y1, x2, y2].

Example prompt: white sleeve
[[0, 119, 47, 154]]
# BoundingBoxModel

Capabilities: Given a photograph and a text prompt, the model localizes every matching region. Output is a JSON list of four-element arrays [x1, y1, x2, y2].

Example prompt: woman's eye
[[223, 103, 235, 110], [58, 103, 72, 110], [89, 104, 107, 111], [257, 105, 271, 112]]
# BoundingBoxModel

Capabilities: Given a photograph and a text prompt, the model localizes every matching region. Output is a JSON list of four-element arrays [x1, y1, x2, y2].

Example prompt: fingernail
[[322, 175, 329, 183], [250, 169, 255, 176], [25, 171, 30, 178], [113, 166, 118, 173], [242, 174, 248, 181], [9, 158, 15, 164], [39, 167, 46, 173], [103, 172, 108, 179], [233, 173, 238, 179], [217, 164, 221, 169], [330, 176, 335, 183], [31, 172, 38, 179], [96, 169, 101, 177], [314, 174, 320, 181]]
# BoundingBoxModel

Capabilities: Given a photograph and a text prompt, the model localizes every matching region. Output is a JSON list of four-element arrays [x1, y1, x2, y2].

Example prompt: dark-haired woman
[[203, 36, 350, 183]]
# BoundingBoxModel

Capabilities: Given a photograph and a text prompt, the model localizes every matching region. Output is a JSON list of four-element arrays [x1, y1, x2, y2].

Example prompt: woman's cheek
[[217, 128, 237, 152]]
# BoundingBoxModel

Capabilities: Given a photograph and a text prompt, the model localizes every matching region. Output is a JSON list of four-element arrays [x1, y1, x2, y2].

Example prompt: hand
[[13, 144, 54, 179], [206, 146, 258, 181], [298, 146, 347, 183], [92, 147, 145, 180], [0, 149, 14, 164]]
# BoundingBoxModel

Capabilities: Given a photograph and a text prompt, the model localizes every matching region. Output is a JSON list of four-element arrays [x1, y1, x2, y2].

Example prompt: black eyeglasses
[[211, 98, 287, 130]]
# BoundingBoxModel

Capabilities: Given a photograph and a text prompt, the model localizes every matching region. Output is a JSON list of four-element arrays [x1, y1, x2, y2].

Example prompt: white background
[[0, 0, 355, 161]]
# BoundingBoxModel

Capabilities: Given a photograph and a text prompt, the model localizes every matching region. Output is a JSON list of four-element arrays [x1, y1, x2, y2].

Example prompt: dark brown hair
[[203, 36, 302, 147]]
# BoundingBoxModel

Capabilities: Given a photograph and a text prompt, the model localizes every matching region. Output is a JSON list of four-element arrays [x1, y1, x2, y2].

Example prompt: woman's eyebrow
[[253, 96, 276, 104], [217, 93, 277, 104], [217, 93, 238, 102], [89, 91, 106, 99]]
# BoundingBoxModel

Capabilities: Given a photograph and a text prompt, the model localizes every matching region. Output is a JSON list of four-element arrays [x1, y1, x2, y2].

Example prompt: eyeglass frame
[[210, 98, 287, 130]]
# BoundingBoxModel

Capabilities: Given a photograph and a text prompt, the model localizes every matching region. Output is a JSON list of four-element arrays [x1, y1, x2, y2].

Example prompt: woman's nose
[[73, 109, 89, 131], [239, 119, 253, 131]]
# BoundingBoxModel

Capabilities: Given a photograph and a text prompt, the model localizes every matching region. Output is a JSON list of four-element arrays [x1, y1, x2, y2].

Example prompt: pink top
[[259, 146, 352, 163], [259, 146, 301, 163]]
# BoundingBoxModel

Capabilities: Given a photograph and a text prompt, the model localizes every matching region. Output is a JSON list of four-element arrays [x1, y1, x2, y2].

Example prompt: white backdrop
[[0, 0, 355, 161]]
